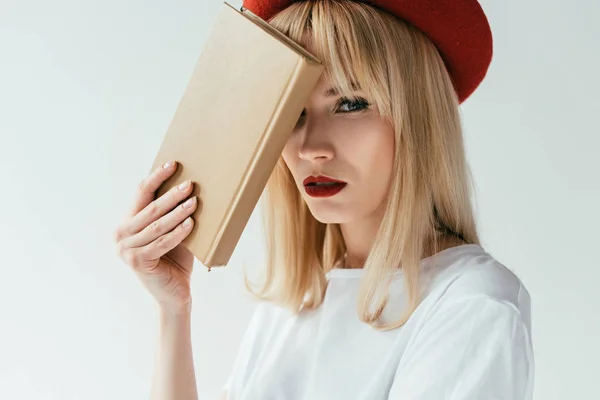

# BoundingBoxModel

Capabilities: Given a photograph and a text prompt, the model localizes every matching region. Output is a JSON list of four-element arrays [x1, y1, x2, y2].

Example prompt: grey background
[[0, 0, 598, 398]]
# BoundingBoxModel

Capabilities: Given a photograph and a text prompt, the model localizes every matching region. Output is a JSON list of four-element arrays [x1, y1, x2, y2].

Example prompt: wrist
[[157, 299, 192, 316]]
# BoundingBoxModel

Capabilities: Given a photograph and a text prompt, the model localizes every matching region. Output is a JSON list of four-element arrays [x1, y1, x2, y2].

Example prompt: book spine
[[206, 59, 324, 267]]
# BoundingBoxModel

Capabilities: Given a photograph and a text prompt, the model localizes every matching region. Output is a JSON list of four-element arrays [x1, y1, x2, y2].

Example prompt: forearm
[[150, 302, 198, 400]]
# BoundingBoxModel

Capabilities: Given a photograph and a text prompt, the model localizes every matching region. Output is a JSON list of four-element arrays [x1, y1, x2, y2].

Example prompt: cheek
[[376, 128, 395, 179], [349, 123, 395, 172], [377, 128, 396, 194], [380, 127, 395, 166]]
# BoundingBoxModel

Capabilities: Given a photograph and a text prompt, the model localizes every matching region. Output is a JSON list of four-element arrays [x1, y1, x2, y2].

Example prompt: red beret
[[242, 0, 493, 104]]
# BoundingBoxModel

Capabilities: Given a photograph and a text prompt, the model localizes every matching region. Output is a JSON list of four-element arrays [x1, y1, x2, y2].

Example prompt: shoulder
[[421, 244, 532, 328], [239, 297, 293, 339], [227, 299, 283, 367], [391, 250, 536, 399]]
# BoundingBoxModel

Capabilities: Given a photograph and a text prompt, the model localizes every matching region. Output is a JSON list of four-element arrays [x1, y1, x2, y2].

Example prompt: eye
[[336, 97, 370, 113], [294, 97, 371, 128]]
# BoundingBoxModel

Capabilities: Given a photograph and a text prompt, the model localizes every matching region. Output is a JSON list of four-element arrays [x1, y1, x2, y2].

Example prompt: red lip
[[303, 175, 347, 185], [304, 182, 347, 198]]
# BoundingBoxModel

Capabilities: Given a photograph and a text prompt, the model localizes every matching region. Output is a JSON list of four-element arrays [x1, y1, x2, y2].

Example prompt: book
[[149, 1, 324, 268]]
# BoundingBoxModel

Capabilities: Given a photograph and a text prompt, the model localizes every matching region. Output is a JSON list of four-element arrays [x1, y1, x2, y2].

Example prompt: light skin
[[281, 73, 395, 270]]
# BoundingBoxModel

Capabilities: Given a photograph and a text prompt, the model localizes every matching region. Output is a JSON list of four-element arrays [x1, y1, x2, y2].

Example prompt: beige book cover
[[149, 1, 324, 268]]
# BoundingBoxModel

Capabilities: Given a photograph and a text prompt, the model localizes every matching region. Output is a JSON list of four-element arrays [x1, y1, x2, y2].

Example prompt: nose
[[297, 118, 335, 162]]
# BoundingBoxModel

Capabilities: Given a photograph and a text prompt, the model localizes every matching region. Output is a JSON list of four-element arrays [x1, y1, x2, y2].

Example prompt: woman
[[114, 0, 534, 399]]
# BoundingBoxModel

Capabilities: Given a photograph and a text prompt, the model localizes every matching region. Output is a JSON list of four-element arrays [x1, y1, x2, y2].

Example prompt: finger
[[125, 178, 194, 236], [138, 216, 195, 261], [129, 160, 178, 218], [126, 195, 198, 248]]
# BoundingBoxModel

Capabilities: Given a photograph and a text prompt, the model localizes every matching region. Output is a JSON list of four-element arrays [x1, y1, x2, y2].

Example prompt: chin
[[307, 208, 352, 225]]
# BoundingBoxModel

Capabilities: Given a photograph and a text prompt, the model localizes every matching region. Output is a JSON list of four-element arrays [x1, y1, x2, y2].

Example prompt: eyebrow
[[324, 81, 362, 97]]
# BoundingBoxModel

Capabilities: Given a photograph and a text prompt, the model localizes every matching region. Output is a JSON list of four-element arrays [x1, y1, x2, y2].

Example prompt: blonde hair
[[243, 0, 480, 331]]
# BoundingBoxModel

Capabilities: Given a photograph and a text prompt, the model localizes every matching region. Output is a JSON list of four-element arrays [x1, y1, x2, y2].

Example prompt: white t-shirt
[[223, 244, 534, 399]]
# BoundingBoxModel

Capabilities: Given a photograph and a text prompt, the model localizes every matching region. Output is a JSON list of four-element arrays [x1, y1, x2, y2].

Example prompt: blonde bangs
[[267, 0, 395, 120]]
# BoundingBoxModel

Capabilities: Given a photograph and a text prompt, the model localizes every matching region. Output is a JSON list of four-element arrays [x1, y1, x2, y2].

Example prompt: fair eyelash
[[336, 97, 370, 113], [298, 97, 370, 119]]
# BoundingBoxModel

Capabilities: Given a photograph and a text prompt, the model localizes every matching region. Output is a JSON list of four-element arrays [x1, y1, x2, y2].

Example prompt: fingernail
[[178, 181, 190, 190], [183, 197, 196, 208], [163, 161, 174, 169]]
